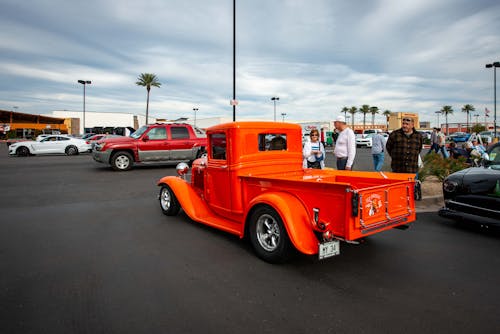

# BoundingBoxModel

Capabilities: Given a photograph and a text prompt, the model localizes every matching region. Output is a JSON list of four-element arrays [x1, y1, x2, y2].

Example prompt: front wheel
[[159, 185, 180, 216], [111, 151, 133, 171], [16, 146, 30, 157], [249, 206, 292, 263]]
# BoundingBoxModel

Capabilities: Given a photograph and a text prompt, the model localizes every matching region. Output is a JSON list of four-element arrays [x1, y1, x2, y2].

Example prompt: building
[[51, 110, 145, 135], [0, 109, 68, 138], [387, 112, 420, 130]]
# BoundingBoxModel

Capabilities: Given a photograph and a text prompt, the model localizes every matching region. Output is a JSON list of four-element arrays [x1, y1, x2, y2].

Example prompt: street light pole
[[435, 110, 441, 129], [193, 108, 199, 126], [486, 62, 500, 138], [281, 112, 286, 122], [78, 80, 91, 134], [271, 96, 279, 121]]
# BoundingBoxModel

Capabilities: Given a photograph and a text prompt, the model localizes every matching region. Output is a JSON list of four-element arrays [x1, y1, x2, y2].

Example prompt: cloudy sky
[[0, 0, 499, 126]]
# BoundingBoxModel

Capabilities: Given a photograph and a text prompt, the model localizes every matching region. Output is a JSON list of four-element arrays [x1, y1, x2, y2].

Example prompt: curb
[[416, 195, 443, 213]]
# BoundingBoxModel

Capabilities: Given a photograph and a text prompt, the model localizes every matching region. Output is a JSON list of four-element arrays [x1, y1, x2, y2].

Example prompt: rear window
[[171, 127, 190, 139], [210, 133, 226, 160], [258, 133, 287, 151]]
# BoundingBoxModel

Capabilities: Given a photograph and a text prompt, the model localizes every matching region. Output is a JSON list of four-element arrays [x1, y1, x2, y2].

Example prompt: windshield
[[130, 125, 148, 139]]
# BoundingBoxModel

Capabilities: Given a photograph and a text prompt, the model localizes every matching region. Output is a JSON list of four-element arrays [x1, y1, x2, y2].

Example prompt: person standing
[[426, 128, 439, 155], [437, 129, 449, 158], [371, 132, 385, 171], [386, 117, 423, 173], [333, 115, 356, 170], [303, 129, 325, 169]]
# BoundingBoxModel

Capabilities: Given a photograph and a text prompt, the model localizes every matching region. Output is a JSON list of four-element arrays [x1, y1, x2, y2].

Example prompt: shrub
[[419, 152, 469, 182]]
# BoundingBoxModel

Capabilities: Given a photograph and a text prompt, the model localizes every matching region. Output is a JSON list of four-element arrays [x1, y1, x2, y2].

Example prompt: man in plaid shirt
[[386, 117, 423, 173]]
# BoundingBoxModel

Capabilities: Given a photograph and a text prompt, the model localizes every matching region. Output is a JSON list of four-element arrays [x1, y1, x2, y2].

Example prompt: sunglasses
[[310, 134, 319, 137], [402, 118, 413, 122]]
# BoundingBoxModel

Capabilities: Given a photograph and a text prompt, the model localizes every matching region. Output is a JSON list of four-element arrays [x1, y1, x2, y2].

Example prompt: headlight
[[443, 179, 458, 193], [94, 143, 105, 151]]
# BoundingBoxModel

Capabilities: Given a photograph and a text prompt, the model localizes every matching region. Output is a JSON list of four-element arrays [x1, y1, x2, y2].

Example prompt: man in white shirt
[[333, 115, 356, 170]]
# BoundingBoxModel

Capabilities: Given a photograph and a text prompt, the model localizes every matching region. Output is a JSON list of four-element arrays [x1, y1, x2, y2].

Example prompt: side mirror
[[142, 135, 149, 142]]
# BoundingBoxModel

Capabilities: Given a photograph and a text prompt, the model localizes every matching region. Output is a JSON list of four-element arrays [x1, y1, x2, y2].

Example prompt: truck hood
[[99, 136, 136, 144]]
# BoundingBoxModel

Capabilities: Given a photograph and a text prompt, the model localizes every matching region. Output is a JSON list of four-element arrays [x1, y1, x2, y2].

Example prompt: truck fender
[[157, 176, 213, 221], [246, 192, 318, 255]]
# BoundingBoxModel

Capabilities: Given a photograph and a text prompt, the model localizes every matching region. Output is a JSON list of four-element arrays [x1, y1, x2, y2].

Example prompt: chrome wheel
[[249, 206, 291, 263], [159, 185, 180, 216], [160, 187, 172, 211], [256, 214, 281, 252]]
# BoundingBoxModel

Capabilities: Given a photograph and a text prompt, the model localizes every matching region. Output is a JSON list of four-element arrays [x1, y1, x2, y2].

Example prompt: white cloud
[[0, 0, 499, 127]]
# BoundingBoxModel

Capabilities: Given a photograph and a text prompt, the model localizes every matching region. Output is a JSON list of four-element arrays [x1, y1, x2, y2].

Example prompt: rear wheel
[[111, 151, 133, 171], [249, 206, 292, 263], [159, 185, 180, 216], [16, 146, 29, 157], [65, 145, 78, 156]]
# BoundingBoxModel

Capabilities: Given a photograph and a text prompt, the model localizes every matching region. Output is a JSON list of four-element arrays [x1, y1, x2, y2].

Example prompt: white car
[[8, 135, 91, 157], [356, 133, 373, 148]]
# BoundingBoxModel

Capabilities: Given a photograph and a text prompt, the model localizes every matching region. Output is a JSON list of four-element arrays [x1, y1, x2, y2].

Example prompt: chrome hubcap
[[256, 214, 280, 252], [160, 188, 171, 211]]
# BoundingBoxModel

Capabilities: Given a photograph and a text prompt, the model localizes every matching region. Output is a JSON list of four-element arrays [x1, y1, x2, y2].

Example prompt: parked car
[[356, 133, 373, 148], [448, 132, 471, 143], [92, 123, 207, 171], [439, 142, 500, 226], [8, 135, 91, 157]]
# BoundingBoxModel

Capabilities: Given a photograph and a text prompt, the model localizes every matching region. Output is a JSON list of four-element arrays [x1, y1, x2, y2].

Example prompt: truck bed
[[240, 168, 415, 241]]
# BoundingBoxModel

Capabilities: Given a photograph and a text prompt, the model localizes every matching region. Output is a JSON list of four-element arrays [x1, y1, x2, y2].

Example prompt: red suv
[[92, 123, 207, 171]]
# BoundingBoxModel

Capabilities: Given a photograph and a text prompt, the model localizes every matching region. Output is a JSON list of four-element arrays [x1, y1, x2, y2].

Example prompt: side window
[[210, 133, 226, 160], [58, 137, 70, 141], [147, 127, 167, 140], [171, 127, 189, 139], [258, 133, 287, 151], [489, 146, 500, 163]]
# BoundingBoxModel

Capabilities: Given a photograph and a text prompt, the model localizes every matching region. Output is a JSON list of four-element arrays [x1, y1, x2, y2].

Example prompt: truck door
[[205, 132, 232, 213], [168, 126, 193, 161], [137, 126, 170, 162]]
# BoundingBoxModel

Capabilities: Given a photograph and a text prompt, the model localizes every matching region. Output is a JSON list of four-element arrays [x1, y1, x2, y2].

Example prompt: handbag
[[307, 160, 321, 169]]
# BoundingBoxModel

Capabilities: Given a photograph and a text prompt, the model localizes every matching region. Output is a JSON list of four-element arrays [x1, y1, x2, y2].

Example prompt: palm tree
[[359, 104, 370, 130], [348, 106, 357, 128], [461, 104, 475, 132], [136, 73, 161, 124], [369, 106, 379, 127], [341, 106, 349, 119], [383, 110, 391, 131], [441, 105, 453, 136]]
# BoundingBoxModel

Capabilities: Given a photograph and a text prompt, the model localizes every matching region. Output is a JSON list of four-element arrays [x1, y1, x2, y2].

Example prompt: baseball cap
[[335, 115, 346, 123]]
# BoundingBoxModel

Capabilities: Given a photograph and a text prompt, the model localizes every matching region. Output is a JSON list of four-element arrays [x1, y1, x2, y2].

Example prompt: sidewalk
[[416, 177, 444, 213]]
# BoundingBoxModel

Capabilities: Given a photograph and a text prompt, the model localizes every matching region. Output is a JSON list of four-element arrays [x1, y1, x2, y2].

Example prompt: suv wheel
[[111, 151, 133, 171]]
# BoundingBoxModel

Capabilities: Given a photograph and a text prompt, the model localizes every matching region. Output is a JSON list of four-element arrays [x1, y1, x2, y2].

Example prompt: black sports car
[[439, 143, 500, 226]]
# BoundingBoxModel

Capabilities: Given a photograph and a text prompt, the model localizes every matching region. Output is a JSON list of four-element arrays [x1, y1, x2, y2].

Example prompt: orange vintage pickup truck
[[157, 121, 417, 263]]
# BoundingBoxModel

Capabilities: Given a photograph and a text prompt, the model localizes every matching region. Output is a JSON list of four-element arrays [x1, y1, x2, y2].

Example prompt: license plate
[[318, 240, 340, 260]]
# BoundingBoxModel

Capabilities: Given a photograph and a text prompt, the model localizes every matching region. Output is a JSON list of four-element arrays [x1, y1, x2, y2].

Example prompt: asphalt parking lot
[[1, 145, 499, 334]]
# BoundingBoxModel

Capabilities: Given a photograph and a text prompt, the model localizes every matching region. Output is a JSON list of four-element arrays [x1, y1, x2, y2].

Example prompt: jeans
[[336, 157, 349, 170], [372, 153, 384, 171], [439, 145, 449, 158]]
